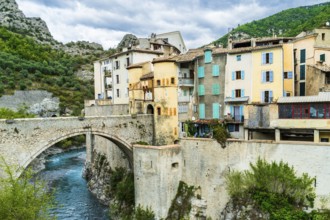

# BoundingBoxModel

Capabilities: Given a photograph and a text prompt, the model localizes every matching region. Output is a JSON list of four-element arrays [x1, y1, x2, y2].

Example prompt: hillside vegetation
[[214, 2, 330, 47], [0, 26, 97, 115]]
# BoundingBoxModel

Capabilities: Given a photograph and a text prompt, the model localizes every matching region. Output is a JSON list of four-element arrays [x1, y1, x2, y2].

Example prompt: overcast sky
[[16, 0, 329, 50]]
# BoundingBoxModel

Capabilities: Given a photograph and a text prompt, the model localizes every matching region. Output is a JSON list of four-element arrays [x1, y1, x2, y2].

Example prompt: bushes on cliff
[[0, 157, 55, 219], [225, 159, 318, 219]]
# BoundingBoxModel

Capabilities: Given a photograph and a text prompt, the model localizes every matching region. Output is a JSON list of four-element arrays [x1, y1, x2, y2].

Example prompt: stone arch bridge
[[0, 115, 154, 176]]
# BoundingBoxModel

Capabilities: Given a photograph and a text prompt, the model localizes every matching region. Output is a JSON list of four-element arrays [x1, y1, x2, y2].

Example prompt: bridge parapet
[[0, 114, 154, 176]]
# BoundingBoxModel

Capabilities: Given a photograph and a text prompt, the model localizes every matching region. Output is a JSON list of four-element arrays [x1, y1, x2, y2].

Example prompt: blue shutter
[[241, 70, 245, 80], [269, 52, 273, 64], [270, 71, 274, 82], [199, 103, 205, 119], [261, 91, 265, 102], [288, 71, 293, 79], [212, 84, 220, 95], [283, 91, 287, 97], [239, 106, 243, 116], [204, 50, 212, 63], [232, 90, 235, 98], [212, 65, 220, 76], [212, 103, 220, 119], [198, 85, 205, 96], [198, 66, 205, 78], [241, 89, 245, 97], [269, 90, 273, 102], [262, 71, 266, 83], [232, 71, 235, 80], [262, 53, 266, 64], [230, 106, 234, 116]]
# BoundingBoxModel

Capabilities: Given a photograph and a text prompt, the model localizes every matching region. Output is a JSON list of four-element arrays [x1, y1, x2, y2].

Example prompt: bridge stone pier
[[0, 115, 154, 176]]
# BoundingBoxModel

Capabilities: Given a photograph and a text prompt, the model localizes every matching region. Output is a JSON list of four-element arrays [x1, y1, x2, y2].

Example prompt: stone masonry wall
[[134, 139, 330, 220]]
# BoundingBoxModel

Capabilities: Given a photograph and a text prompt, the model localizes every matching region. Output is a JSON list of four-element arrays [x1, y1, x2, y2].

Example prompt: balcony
[[178, 78, 194, 87], [178, 96, 191, 103]]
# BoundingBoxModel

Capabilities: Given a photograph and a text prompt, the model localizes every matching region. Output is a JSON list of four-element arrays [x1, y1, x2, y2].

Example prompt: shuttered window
[[212, 84, 220, 95], [198, 66, 205, 78], [204, 50, 212, 63], [199, 103, 205, 119], [212, 65, 220, 76], [262, 52, 273, 64], [212, 103, 220, 119], [300, 65, 305, 80], [198, 85, 205, 96], [300, 49, 306, 63]]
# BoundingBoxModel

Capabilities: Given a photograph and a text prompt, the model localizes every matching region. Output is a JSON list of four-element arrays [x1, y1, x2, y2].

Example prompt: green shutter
[[320, 54, 325, 62], [198, 85, 205, 96], [300, 65, 305, 80], [199, 103, 205, 119], [198, 66, 205, 78], [212, 84, 220, 95], [212, 103, 220, 119], [204, 50, 212, 63], [300, 49, 306, 63], [212, 65, 220, 76]]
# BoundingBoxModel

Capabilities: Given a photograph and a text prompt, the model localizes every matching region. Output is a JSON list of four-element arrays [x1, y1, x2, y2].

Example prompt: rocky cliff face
[[0, 0, 104, 55]]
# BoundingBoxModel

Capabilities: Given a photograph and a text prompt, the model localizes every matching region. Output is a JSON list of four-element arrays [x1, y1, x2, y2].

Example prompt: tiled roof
[[278, 92, 330, 103], [140, 72, 154, 80], [228, 44, 282, 54], [309, 64, 330, 72], [109, 48, 164, 58], [127, 61, 150, 69], [176, 49, 204, 62], [152, 55, 178, 63]]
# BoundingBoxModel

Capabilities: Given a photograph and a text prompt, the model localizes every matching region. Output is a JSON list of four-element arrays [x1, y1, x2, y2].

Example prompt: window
[[171, 77, 175, 84], [320, 54, 325, 62], [116, 75, 120, 84], [198, 66, 205, 78], [212, 65, 220, 76], [157, 107, 161, 115], [326, 73, 330, 84], [228, 124, 239, 132], [322, 33, 325, 41], [262, 71, 273, 82], [262, 52, 273, 64], [300, 49, 306, 63], [126, 57, 130, 66], [299, 82, 305, 96], [283, 71, 293, 79], [231, 89, 244, 98], [321, 138, 329, 143], [236, 55, 241, 61], [198, 85, 205, 96], [261, 90, 273, 103], [204, 50, 212, 63], [300, 65, 305, 80], [115, 60, 120, 69], [199, 103, 205, 119], [212, 84, 220, 95], [116, 89, 120, 98], [212, 103, 220, 119], [232, 70, 245, 80], [157, 80, 161, 86]]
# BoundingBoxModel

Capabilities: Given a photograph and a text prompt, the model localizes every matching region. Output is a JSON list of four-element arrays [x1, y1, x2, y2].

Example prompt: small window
[[321, 138, 329, 142], [236, 71, 241, 80], [286, 92, 291, 97], [116, 89, 120, 98], [320, 54, 325, 62], [262, 52, 273, 64], [157, 107, 161, 115], [171, 77, 175, 84], [157, 80, 161, 86], [236, 55, 241, 61], [116, 75, 120, 84], [284, 72, 288, 79], [126, 57, 130, 66], [235, 89, 241, 98], [322, 33, 325, 41], [115, 60, 120, 69], [234, 124, 239, 132]]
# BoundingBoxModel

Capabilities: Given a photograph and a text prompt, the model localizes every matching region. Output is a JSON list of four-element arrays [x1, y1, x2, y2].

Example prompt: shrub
[[134, 204, 155, 220]]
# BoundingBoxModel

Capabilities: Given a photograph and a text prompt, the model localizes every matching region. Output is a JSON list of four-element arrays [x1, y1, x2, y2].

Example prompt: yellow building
[[127, 57, 179, 145]]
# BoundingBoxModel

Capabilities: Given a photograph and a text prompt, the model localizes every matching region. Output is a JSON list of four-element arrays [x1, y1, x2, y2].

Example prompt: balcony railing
[[178, 78, 194, 86], [178, 96, 191, 103]]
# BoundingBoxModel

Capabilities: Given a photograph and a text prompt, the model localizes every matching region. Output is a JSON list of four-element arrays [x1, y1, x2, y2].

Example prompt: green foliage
[[109, 167, 135, 219], [211, 123, 230, 147], [0, 26, 97, 115], [0, 157, 55, 220], [0, 107, 35, 119], [134, 204, 155, 220], [225, 159, 319, 219], [184, 121, 197, 137], [213, 2, 330, 47], [166, 181, 195, 220]]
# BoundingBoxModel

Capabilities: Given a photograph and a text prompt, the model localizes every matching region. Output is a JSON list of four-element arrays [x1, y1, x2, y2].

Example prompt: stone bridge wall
[[0, 115, 153, 176]]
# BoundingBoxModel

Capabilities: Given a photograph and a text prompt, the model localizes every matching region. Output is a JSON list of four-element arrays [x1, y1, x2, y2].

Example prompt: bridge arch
[[20, 129, 133, 174]]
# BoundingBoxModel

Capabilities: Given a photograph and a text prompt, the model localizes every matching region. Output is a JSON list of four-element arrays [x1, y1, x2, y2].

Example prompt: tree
[[0, 157, 55, 220], [225, 159, 316, 219]]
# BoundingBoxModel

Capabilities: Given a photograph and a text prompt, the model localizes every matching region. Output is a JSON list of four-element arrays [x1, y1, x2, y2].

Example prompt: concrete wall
[[134, 139, 330, 219]]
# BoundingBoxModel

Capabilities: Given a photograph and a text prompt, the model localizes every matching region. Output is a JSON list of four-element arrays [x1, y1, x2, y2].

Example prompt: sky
[[16, 0, 329, 50]]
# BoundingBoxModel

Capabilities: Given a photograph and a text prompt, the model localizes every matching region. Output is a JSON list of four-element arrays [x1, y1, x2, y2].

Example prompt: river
[[37, 148, 109, 220]]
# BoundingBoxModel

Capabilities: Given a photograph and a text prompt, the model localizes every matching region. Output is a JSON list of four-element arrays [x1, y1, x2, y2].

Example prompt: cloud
[[15, 0, 329, 50]]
